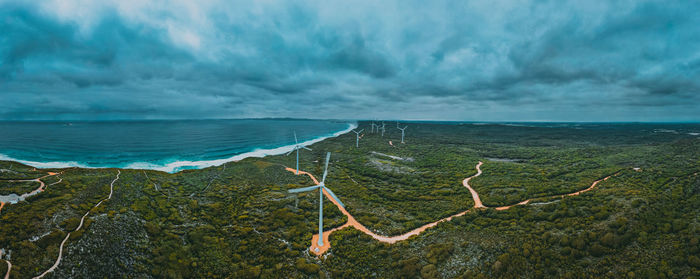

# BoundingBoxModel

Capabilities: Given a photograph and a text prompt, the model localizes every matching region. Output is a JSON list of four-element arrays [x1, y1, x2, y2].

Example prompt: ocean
[[0, 119, 356, 173]]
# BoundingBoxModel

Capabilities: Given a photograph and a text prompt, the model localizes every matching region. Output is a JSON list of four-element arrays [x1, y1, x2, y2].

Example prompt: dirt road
[[287, 161, 616, 255]]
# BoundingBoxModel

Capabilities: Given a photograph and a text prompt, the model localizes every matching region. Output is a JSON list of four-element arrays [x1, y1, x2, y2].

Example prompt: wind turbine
[[381, 122, 386, 137], [288, 152, 344, 248], [286, 131, 312, 174], [397, 125, 408, 143], [370, 122, 378, 133], [352, 129, 364, 148]]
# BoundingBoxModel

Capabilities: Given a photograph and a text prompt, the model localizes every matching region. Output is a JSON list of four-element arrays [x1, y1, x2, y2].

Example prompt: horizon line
[[0, 118, 699, 124]]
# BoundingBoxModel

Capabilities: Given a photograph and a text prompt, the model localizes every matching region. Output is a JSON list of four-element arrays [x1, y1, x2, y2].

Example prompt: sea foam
[[0, 122, 357, 173]]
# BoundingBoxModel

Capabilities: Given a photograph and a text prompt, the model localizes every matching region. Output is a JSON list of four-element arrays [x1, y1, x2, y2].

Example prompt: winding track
[[0, 172, 62, 214], [33, 170, 120, 279], [1, 160, 617, 276], [1, 171, 65, 278], [287, 161, 617, 255], [4, 260, 9, 279], [2, 249, 9, 279], [0, 169, 63, 279]]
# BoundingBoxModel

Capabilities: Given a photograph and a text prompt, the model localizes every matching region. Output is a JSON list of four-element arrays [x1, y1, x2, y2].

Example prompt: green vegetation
[[1, 122, 698, 278], [0, 181, 38, 196]]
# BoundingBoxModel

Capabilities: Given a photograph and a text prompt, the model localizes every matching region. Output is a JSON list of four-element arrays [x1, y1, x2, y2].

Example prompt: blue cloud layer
[[1, 0, 699, 121]]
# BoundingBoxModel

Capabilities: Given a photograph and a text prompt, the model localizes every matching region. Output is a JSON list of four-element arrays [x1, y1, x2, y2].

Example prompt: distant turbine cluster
[[357, 120, 408, 147], [370, 121, 385, 136]]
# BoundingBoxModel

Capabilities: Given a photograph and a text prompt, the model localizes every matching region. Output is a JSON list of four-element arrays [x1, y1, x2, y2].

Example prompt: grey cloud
[[327, 35, 397, 78], [0, 0, 698, 121]]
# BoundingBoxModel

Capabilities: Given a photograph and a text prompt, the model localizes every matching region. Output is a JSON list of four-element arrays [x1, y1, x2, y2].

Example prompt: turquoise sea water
[[0, 119, 355, 173]]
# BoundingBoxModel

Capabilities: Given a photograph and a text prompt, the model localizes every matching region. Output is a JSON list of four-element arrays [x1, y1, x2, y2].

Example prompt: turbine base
[[309, 233, 330, 255]]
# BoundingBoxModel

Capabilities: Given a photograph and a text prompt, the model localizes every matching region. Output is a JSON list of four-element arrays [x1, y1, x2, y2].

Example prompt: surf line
[[287, 161, 618, 255], [0, 123, 358, 174], [33, 170, 120, 279]]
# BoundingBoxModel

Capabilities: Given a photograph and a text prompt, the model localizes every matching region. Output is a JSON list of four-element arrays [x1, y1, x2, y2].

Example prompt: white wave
[[0, 154, 91, 169], [0, 122, 357, 173]]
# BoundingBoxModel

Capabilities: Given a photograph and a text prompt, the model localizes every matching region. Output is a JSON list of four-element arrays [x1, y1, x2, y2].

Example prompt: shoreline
[[0, 122, 357, 173]]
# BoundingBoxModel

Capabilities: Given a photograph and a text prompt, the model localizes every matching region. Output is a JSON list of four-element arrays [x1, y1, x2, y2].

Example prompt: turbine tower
[[286, 131, 312, 174], [381, 122, 386, 137], [397, 125, 408, 144], [288, 152, 345, 248], [370, 122, 378, 133], [352, 129, 364, 148]]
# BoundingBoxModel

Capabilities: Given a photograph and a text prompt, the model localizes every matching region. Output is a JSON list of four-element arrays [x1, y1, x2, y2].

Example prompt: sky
[[1, 0, 699, 122]]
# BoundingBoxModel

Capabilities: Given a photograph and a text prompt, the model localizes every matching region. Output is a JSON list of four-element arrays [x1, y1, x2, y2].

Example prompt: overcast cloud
[[1, 0, 699, 121]]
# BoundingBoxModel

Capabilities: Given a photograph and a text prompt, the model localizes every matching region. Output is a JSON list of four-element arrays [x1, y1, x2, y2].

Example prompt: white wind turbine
[[370, 122, 378, 133], [352, 129, 364, 148], [381, 122, 386, 137], [286, 131, 312, 175], [397, 125, 408, 143], [288, 152, 345, 248]]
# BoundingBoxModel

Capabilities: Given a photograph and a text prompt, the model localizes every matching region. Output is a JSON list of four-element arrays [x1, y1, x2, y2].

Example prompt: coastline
[[0, 122, 357, 173]]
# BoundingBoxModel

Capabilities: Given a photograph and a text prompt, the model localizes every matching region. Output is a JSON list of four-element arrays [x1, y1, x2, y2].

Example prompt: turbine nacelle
[[287, 183, 345, 209], [285, 145, 312, 155]]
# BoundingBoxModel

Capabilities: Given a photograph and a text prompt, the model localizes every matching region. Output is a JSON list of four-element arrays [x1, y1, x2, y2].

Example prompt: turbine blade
[[323, 186, 345, 208], [321, 152, 331, 184], [285, 149, 294, 156], [359, 129, 364, 133], [288, 185, 321, 193], [294, 131, 298, 144], [302, 146, 312, 151]]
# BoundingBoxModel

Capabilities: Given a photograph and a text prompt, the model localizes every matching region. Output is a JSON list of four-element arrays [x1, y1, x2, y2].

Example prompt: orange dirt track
[[286, 161, 617, 256]]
